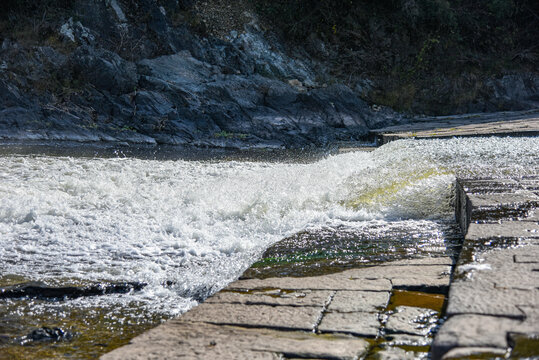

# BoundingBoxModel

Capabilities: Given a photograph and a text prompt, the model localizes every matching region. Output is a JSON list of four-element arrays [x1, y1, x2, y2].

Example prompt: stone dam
[[101, 118, 539, 360]]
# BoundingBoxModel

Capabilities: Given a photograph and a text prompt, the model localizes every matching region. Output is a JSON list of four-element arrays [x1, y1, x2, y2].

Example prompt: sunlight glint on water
[[0, 137, 537, 318]]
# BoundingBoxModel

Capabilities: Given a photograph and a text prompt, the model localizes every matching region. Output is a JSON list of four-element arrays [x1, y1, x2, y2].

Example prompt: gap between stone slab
[[312, 290, 336, 333], [444, 312, 527, 321], [180, 320, 318, 334]]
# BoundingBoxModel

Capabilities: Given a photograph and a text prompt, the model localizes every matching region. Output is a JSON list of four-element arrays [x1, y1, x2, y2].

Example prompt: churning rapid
[[0, 137, 538, 319]]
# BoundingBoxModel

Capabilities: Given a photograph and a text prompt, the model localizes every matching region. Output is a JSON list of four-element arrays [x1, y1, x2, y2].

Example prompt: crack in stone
[[312, 290, 336, 333]]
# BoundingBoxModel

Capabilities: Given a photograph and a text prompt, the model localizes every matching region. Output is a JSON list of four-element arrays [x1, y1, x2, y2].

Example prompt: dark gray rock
[[486, 73, 539, 111], [0, 281, 146, 300], [25, 327, 74, 343], [70, 46, 137, 95], [0, 0, 409, 148]]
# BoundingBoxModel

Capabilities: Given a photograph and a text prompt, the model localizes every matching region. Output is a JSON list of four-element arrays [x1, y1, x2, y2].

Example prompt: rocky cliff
[[0, 0, 536, 148]]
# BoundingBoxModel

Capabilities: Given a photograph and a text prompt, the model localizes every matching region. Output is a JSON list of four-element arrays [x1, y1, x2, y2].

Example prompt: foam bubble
[[0, 137, 537, 315]]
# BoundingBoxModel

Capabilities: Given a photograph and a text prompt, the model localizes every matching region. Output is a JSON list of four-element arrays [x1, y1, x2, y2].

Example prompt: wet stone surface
[[431, 177, 539, 360], [243, 222, 461, 279], [23, 327, 74, 344], [373, 111, 539, 144], [0, 281, 146, 300], [385, 306, 439, 336], [103, 259, 450, 359], [0, 294, 166, 360]]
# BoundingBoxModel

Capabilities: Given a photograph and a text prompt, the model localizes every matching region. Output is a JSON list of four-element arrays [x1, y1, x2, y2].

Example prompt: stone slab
[[467, 192, 539, 208], [373, 113, 539, 143], [337, 264, 452, 291], [102, 322, 369, 360], [318, 311, 380, 337], [180, 303, 322, 331], [342, 264, 451, 280], [519, 305, 539, 332], [231, 260, 451, 293], [328, 291, 390, 313], [385, 306, 438, 336], [514, 254, 539, 263], [205, 289, 332, 307], [434, 177, 539, 360], [521, 180, 539, 191], [450, 244, 539, 323], [376, 346, 429, 360], [373, 257, 454, 266], [431, 314, 522, 360], [385, 333, 432, 347], [228, 272, 392, 291], [441, 347, 507, 360], [465, 221, 539, 241], [391, 276, 450, 291], [446, 281, 535, 317], [463, 245, 539, 290]]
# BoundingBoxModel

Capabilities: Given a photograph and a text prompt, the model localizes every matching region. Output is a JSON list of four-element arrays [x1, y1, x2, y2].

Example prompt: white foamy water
[[0, 137, 537, 315]]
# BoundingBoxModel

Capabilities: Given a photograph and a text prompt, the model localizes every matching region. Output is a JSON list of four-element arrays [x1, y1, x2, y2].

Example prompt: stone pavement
[[431, 177, 539, 359], [372, 109, 539, 144], [103, 257, 452, 359]]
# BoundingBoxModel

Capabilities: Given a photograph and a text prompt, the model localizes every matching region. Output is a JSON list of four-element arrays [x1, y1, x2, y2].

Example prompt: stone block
[[179, 303, 322, 331], [431, 314, 521, 360], [375, 346, 428, 360], [441, 347, 507, 360], [391, 276, 450, 291], [205, 289, 332, 308], [467, 192, 538, 208], [518, 305, 539, 333], [318, 311, 380, 337], [460, 179, 520, 194], [385, 333, 432, 347], [446, 281, 534, 318], [228, 272, 392, 292], [385, 306, 438, 336], [474, 246, 539, 290], [514, 254, 539, 263], [251, 330, 369, 360], [328, 291, 390, 313], [465, 221, 539, 241], [343, 264, 451, 292], [378, 257, 453, 266]]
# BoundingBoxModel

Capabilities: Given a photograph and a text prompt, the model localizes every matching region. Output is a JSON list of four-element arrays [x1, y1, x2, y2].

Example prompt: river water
[[0, 137, 537, 358]]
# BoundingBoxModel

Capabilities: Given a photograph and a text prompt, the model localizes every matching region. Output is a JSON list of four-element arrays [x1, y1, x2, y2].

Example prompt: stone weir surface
[[102, 171, 539, 359], [431, 177, 539, 359], [102, 255, 452, 359], [372, 109, 539, 145]]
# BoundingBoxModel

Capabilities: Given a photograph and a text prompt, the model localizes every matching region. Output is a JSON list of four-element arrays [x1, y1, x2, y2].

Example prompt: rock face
[[0, 0, 405, 148]]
